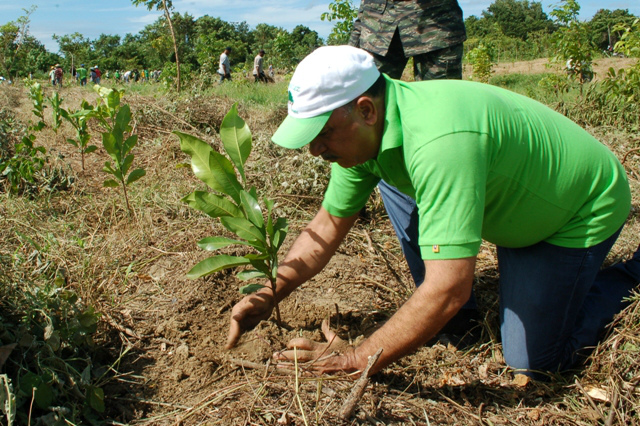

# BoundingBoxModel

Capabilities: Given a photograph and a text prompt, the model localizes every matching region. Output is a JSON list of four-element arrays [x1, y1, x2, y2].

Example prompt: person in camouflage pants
[[349, 0, 466, 81]]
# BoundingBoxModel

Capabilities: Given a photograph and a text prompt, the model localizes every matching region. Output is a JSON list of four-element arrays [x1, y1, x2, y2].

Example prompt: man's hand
[[272, 319, 365, 375], [225, 290, 274, 349]]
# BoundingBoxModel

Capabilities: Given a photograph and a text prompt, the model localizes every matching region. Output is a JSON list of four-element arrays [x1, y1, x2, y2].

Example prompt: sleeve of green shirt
[[322, 163, 381, 218], [408, 132, 490, 260]]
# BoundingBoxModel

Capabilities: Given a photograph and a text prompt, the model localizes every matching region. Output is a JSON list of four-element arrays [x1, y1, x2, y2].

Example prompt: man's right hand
[[225, 290, 275, 349]]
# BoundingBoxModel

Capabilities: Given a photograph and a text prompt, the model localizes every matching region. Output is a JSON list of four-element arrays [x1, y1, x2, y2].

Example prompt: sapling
[[100, 103, 145, 214], [49, 91, 64, 133], [176, 103, 288, 325], [26, 80, 45, 132], [93, 85, 145, 214], [60, 101, 97, 171]]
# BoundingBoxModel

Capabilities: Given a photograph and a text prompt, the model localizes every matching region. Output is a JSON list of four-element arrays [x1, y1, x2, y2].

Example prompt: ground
[[1, 56, 639, 425]]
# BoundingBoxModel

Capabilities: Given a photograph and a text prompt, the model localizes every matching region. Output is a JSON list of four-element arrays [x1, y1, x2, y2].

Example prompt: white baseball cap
[[272, 46, 380, 149]]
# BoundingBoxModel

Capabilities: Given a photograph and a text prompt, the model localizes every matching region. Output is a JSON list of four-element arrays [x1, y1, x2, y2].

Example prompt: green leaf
[[239, 283, 266, 294], [115, 104, 132, 134], [272, 217, 289, 250], [220, 216, 266, 244], [20, 373, 53, 410], [81, 365, 91, 386], [220, 103, 252, 182], [66, 138, 79, 147], [103, 179, 119, 188], [123, 134, 138, 155], [186, 255, 251, 279], [103, 161, 115, 174], [85, 145, 98, 154], [240, 190, 264, 228], [246, 256, 271, 276], [197, 236, 248, 251], [126, 168, 146, 185], [265, 197, 275, 235], [122, 154, 134, 176], [182, 191, 242, 218], [175, 131, 243, 203], [237, 270, 268, 281], [87, 386, 105, 413], [207, 150, 243, 203], [102, 132, 117, 157]]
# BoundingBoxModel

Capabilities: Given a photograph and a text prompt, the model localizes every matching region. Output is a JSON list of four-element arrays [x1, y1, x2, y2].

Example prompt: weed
[[0, 240, 105, 424]]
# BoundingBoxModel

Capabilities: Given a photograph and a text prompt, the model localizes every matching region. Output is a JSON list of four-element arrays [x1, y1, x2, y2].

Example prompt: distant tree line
[[1, 9, 323, 81], [464, 0, 637, 61], [0, 1, 637, 81]]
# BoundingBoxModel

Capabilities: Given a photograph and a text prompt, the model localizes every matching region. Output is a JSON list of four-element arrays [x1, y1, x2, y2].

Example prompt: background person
[[253, 49, 268, 83], [77, 64, 88, 86], [219, 47, 232, 83], [349, 0, 466, 81], [54, 64, 63, 87]]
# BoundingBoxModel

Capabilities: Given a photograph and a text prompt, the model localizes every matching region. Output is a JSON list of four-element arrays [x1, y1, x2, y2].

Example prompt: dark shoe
[[428, 308, 481, 349]]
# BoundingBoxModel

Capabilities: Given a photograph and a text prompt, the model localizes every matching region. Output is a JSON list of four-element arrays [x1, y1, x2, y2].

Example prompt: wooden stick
[[338, 348, 383, 421]]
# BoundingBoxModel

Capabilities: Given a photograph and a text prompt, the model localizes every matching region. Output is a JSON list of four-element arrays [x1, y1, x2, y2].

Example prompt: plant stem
[[269, 279, 282, 326], [121, 178, 132, 215]]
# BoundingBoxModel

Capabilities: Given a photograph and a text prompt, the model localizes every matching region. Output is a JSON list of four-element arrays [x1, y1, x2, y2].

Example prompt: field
[[1, 57, 639, 425]]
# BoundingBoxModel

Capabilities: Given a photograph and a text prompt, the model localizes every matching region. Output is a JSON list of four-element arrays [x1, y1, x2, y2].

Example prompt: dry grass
[[0, 76, 638, 425]]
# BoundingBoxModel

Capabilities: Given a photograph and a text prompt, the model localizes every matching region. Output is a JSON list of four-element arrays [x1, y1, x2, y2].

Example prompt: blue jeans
[[378, 180, 639, 377]]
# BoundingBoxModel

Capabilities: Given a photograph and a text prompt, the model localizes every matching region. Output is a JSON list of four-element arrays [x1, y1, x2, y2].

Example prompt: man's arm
[[226, 207, 359, 348], [275, 256, 476, 375]]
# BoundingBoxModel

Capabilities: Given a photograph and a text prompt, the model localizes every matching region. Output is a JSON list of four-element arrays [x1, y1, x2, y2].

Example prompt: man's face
[[308, 102, 380, 169]]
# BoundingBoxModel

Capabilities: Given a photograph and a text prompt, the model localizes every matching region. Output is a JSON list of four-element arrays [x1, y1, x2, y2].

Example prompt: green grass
[[204, 78, 289, 108]]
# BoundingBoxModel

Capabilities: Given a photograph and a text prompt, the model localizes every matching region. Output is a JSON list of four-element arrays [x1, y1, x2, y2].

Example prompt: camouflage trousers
[[370, 30, 463, 81]]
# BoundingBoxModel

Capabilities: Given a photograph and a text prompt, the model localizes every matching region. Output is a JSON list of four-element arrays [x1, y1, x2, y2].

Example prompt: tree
[[53, 32, 91, 72], [589, 9, 637, 52], [132, 0, 182, 91], [321, 0, 357, 45], [482, 0, 554, 41], [91, 34, 122, 71], [0, 6, 37, 79], [550, 0, 597, 89]]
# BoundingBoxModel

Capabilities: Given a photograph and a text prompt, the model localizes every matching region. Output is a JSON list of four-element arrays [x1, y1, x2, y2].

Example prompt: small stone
[[175, 344, 189, 359]]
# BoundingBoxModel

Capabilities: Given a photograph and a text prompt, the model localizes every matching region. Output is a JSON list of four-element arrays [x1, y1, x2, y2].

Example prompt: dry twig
[[338, 348, 383, 421]]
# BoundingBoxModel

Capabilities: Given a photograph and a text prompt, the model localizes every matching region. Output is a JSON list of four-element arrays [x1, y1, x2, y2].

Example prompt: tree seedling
[[176, 103, 288, 325], [25, 80, 45, 132], [94, 86, 145, 214], [49, 91, 64, 134], [60, 101, 97, 172]]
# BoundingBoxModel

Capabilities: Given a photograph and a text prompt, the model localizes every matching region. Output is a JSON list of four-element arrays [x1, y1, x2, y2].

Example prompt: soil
[[485, 56, 636, 80], [2, 59, 639, 425]]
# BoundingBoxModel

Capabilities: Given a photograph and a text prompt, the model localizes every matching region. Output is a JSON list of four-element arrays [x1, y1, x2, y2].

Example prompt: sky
[[2, 0, 639, 54]]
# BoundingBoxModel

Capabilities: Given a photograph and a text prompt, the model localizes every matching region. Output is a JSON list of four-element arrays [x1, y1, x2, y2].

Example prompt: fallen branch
[[338, 348, 383, 421], [622, 147, 640, 164]]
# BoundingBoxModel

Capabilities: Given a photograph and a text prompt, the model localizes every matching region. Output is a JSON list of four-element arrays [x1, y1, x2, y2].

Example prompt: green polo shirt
[[77, 67, 87, 80], [322, 76, 630, 260]]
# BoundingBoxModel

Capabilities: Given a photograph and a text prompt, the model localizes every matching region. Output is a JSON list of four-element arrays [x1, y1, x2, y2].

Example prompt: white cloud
[[128, 12, 163, 25]]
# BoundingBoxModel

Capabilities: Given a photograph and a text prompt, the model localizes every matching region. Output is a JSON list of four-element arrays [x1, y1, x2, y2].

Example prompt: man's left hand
[[273, 319, 365, 376]]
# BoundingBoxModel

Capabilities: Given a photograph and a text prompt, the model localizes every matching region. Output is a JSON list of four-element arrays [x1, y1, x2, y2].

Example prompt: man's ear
[[355, 96, 378, 125]]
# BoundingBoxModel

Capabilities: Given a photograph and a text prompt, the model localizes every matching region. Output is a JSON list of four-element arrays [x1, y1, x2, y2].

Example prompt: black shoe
[[429, 308, 481, 349]]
